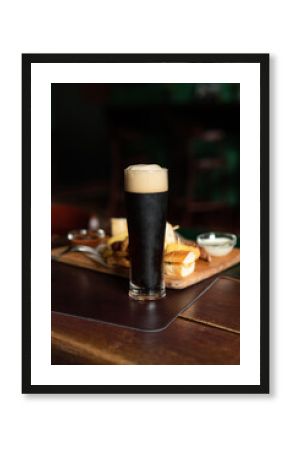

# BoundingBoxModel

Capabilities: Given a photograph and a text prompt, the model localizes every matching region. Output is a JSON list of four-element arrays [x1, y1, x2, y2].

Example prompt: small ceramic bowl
[[196, 232, 237, 257], [67, 229, 106, 247]]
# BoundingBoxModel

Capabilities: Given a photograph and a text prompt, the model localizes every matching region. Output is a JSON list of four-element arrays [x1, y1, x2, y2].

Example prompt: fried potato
[[107, 232, 128, 246], [115, 250, 129, 258], [101, 246, 113, 259]]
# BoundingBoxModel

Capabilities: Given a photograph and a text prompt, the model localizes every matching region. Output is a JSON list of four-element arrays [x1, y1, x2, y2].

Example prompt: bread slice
[[165, 243, 200, 259], [164, 250, 196, 265], [164, 250, 197, 278], [164, 261, 195, 278]]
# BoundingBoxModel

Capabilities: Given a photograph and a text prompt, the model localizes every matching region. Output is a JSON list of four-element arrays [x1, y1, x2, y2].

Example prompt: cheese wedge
[[110, 218, 128, 237], [164, 222, 177, 246]]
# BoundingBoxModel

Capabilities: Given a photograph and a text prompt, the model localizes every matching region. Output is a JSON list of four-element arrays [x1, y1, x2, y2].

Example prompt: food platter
[[52, 219, 240, 289], [51, 242, 240, 289]]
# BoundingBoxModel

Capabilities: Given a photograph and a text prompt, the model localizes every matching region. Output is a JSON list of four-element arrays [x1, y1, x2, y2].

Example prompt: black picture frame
[[22, 53, 269, 394]]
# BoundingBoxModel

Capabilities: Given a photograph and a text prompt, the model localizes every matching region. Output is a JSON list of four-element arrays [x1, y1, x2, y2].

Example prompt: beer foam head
[[124, 164, 168, 193]]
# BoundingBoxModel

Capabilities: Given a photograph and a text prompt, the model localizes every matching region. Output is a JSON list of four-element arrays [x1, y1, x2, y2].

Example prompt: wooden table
[[51, 262, 240, 365]]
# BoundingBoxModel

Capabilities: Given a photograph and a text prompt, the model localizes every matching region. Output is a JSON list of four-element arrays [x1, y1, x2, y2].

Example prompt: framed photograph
[[22, 53, 269, 394]]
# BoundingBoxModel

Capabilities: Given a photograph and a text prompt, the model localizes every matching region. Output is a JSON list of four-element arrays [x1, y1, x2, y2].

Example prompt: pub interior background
[[51, 83, 240, 240]]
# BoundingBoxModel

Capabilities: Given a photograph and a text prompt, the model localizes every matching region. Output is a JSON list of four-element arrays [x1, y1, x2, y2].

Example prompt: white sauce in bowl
[[197, 233, 236, 257]]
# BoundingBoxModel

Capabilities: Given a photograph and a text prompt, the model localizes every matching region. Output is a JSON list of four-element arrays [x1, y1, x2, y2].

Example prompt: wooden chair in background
[[171, 129, 233, 229]]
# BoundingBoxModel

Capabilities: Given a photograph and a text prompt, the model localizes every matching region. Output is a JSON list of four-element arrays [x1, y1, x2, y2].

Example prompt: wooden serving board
[[51, 246, 240, 289]]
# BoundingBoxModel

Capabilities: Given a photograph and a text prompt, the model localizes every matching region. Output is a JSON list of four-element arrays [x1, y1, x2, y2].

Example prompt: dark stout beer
[[126, 191, 167, 290], [124, 165, 168, 300]]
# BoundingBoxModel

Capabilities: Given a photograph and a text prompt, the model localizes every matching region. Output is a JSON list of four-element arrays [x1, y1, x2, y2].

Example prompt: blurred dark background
[[51, 83, 239, 238]]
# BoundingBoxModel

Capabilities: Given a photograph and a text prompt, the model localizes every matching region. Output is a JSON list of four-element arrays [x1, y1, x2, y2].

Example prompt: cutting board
[[51, 246, 240, 289]]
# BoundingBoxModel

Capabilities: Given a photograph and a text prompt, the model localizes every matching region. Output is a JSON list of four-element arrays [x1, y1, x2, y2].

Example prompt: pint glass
[[124, 164, 168, 300]]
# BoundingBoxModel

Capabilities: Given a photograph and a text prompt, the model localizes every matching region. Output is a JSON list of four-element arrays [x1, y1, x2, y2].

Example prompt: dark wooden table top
[[52, 256, 240, 366], [52, 260, 240, 365]]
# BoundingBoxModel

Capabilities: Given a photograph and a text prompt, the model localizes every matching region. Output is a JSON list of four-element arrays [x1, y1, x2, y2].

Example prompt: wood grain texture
[[51, 246, 240, 289], [51, 261, 216, 332], [179, 277, 240, 333], [52, 312, 240, 365]]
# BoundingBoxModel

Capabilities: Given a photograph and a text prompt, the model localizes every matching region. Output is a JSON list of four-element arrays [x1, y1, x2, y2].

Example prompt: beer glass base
[[129, 284, 166, 301]]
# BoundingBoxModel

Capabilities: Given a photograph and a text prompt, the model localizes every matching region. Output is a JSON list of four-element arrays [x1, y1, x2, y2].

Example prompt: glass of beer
[[124, 164, 168, 301]]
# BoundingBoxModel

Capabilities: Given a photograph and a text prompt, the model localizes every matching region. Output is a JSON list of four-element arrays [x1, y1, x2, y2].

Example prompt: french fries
[[107, 232, 128, 246]]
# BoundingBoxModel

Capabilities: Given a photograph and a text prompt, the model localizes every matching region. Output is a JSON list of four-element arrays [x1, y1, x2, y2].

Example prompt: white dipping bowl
[[196, 232, 237, 257]]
